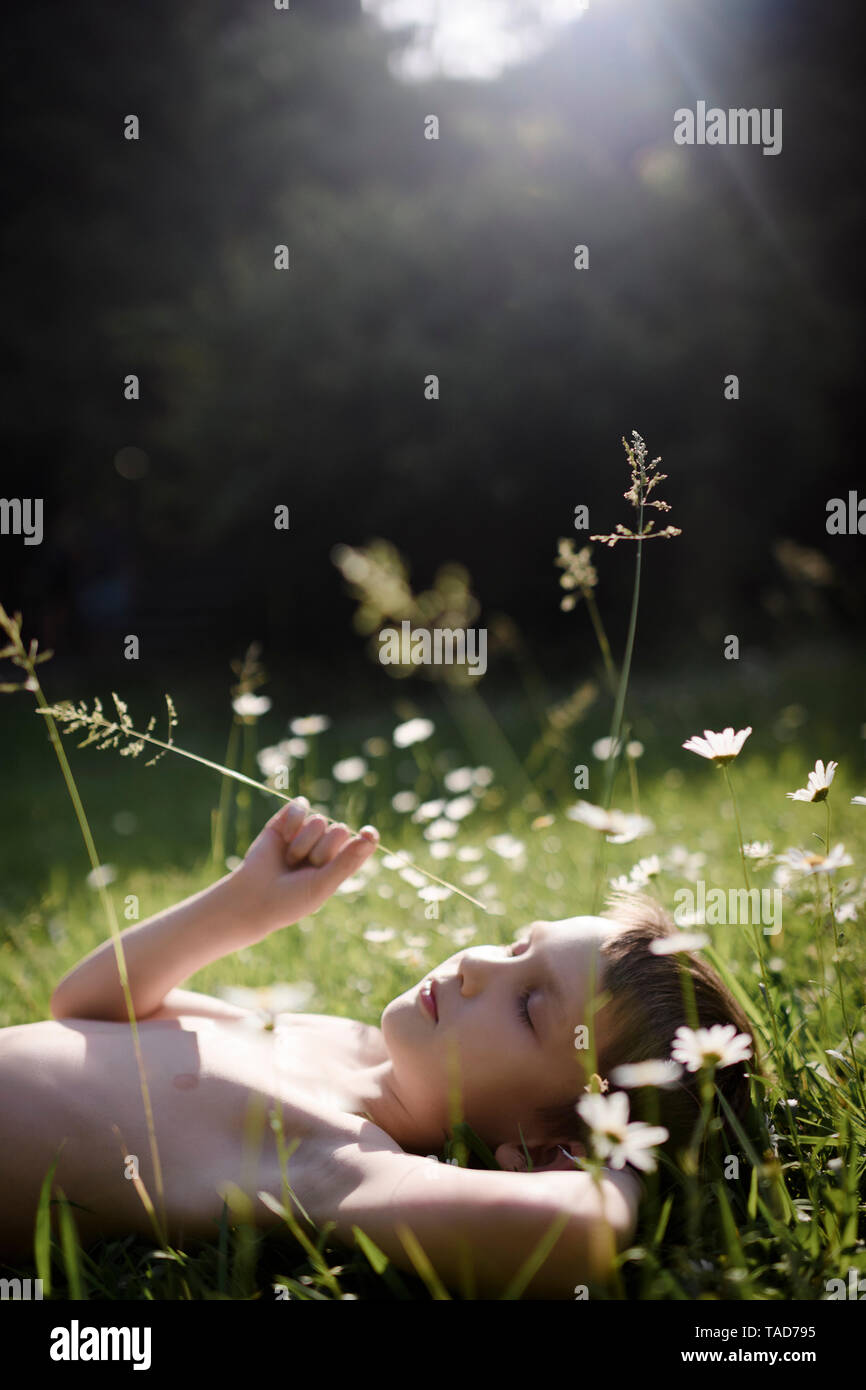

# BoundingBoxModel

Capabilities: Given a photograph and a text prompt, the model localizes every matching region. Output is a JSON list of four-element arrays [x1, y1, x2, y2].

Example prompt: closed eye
[[516, 987, 534, 1030], [508, 937, 535, 1030]]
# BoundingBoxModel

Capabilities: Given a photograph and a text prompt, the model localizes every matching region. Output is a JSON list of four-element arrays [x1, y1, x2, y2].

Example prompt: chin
[[379, 995, 408, 1040], [381, 980, 421, 1022], [380, 995, 439, 1080]]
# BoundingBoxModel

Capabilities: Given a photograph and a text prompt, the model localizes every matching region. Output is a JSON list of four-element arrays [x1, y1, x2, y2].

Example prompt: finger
[[266, 797, 309, 843], [307, 822, 352, 867], [285, 813, 329, 864], [315, 826, 380, 893]]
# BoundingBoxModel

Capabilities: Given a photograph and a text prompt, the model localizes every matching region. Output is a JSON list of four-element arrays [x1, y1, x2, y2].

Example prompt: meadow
[[1, 613, 864, 1299]]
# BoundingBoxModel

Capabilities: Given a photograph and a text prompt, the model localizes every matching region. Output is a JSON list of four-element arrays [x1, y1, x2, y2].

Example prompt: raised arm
[[50, 799, 378, 1021], [309, 1137, 639, 1300]]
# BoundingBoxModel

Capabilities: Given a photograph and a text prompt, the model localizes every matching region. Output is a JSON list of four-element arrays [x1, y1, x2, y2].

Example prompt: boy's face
[[380, 916, 623, 1150]]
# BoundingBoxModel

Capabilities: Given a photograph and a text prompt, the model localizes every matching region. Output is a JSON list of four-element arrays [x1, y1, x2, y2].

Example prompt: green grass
[[1, 639, 865, 1299]]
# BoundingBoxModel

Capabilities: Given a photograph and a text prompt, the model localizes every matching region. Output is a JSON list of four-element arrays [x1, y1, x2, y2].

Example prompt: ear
[[494, 1137, 585, 1174]]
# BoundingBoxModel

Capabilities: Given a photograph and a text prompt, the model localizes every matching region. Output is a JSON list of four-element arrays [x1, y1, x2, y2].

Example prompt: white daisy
[[393, 717, 435, 748], [86, 864, 117, 890], [577, 1091, 669, 1173], [671, 1023, 752, 1072], [404, 933, 431, 949], [444, 767, 474, 793], [786, 759, 838, 803], [777, 845, 853, 877], [232, 693, 272, 720], [566, 800, 613, 831], [335, 875, 365, 895], [610, 874, 641, 894], [399, 866, 428, 888], [257, 742, 293, 779], [682, 726, 752, 765], [565, 800, 655, 844], [382, 851, 413, 869], [633, 854, 662, 879], [290, 715, 330, 736], [851, 796, 866, 806], [424, 818, 459, 840], [429, 842, 454, 860], [487, 833, 527, 861], [460, 866, 489, 886], [609, 1059, 684, 1090], [331, 756, 368, 783], [743, 841, 774, 860], [592, 736, 623, 760], [592, 736, 644, 761], [418, 886, 452, 903], [607, 814, 656, 844]]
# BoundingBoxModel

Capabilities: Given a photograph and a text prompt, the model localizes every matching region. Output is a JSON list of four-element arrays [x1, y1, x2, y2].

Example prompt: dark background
[[1, 0, 863, 705]]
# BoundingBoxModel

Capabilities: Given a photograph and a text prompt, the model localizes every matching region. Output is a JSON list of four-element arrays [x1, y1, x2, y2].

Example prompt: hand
[[235, 797, 380, 937]]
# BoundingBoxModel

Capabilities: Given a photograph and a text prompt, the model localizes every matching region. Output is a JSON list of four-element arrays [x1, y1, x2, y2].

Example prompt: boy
[[0, 798, 753, 1298]]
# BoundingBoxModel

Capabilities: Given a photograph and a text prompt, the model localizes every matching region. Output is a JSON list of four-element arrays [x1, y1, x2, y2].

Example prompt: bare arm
[[50, 800, 378, 1022], [50, 872, 265, 1022], [306, 1138, 639, 1300]]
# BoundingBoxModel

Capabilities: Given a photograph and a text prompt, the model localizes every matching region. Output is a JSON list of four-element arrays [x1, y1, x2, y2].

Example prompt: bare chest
[[0, 1013, 389, 1252], [196, 1011, 380, 1115], [148, 1011, 382, 1127], [4, 1012, 383, 1187]]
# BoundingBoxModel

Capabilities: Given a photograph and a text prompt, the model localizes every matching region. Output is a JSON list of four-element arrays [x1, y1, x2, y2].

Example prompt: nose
[[457, 946, 502, 997]]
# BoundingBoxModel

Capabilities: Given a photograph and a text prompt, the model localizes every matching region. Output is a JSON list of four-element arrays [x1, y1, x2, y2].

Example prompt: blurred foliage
[[1, 0, 863, 686]]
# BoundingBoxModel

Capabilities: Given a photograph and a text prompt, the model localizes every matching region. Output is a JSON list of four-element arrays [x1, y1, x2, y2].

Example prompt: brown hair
[[536, 892, 757, 1164]]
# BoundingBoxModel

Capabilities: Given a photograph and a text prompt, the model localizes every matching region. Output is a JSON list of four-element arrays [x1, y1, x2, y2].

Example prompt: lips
[[420, 978, 438, 1022]]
